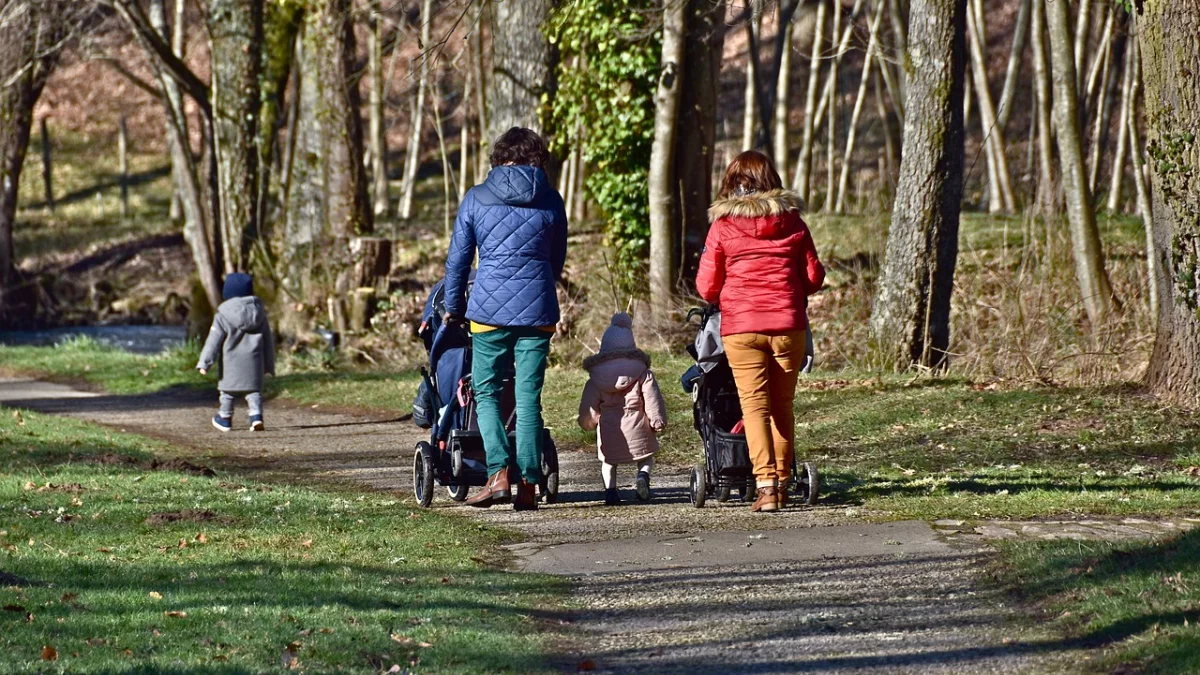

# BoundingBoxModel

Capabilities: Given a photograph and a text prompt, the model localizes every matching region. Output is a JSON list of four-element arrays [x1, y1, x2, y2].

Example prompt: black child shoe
[[604, 488, 621, 506], [635, 471, 651, 501]]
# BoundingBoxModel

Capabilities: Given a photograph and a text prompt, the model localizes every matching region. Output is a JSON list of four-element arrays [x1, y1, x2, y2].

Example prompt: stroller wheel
[[689, 463, 707, 508], [447, 484, 469, 501], [796, 462, 820, 506], [413, 442, 436, 508], [717, 487, 732, 503], [541, 470, 559, 504], [540, 436, 560, 504]]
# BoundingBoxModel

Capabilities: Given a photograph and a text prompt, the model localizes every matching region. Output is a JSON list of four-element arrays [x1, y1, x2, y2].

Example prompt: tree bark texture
[[966, 2, 1015, 213], [773, 10, 793, 183], [283, 0, 373, 330], [996, 0, 1030, 132], [1046, 0, 1115, 326], [487, 0, 557, 141], [399, 0, 431, 220], [649, 0, 687, 319], [835, 0, 885, 214], [1030, 0, 1055, 213], [793, 0, 827, 201], [1106, 38, 1134, 212], [367, 0, 389, 216], [1125, 36, 1156, 321], [1140, 2, 1200, 404], [208, 0, 263, 273], [674, 0, 726, 276], [868, 0, 967, 370], [741, 3, 760, 151]]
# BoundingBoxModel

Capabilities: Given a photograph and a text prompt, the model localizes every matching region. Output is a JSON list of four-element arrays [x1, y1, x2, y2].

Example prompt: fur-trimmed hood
[[583, 347, 650, 372], [707, 188, 805, 223]]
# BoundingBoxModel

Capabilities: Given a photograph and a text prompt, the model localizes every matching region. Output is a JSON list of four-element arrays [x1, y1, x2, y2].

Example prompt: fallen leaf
[[13, 410, 25, 426], [164, 611, 187, 618], [41, 645, 57, 661], [301, 540, 313, 549], [578, 659, 596, 672], [385, 666, 402, 674], [96, 547, 112, 553], [149, 592, 162, 600], [60, 594, 77, 603], [417, 641, 433, 648], [196, 533, 208, 544], [281, 641, 302, 669], [390, 633, 413, 646], [178, 539, 188, 549], [23, 481, 35, 491], [1184, 466, 1200, 477]]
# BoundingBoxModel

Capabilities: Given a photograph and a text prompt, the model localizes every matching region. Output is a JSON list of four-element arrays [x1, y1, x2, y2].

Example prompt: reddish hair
[[718, 150, 783, 198]]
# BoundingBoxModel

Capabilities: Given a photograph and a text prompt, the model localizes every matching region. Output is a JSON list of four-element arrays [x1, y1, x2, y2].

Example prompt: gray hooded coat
[[197, 297, 276, 392]]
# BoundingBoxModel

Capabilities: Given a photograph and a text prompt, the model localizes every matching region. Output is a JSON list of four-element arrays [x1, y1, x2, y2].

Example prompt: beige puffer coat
[[578, 349, 667, 464]]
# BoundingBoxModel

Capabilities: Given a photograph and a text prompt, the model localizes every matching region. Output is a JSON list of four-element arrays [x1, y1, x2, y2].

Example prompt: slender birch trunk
[[1086, 21, 1115, 193], [1126, 37, 1155, 319], [367, 0, 389, 216], [399, 0, 432, 220], [823, 0, 842, 212], [1031, 0, 1055, 214], [1073, 0, 1091, 87], [471, 3, 488, 180], [459, 63, 472, 198], [793, 0, 828, 200], [649, 0, 687, 319], [1106, 41, 1133, 212], [773, 12, 794, 184], [966, 2, 1015, 213], [741, 3, 761, 151], [1046, 0, 1115, 325], [996, 0, 1030, 132], [835, 0, 884, 213], [873, 67, 897, 187]]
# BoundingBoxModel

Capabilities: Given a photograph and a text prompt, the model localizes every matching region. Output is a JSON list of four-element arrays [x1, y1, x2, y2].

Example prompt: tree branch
[[92, 56, 161, 97], [104, 0, 210, 116]]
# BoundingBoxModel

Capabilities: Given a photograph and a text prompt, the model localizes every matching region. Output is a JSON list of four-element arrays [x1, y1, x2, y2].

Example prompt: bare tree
[[793, 0, 827, 202], [869, 0, 967, 369], [650, 0, 686, 319], [1125, 36, 1155, 320], [1106, 37, 1134, 213], [399, 0, 431, 220], [740, 2, 761, 151], [1030, 0, 1055, 213], [772, 5, 793, 182], [995, 0, 1030, 132], [0, 0, 90, 322], [834, 0, 884, 213], [965, 1, 1015, 213], [1046, 0, 1115, 325], [1140, 3, 1200, 404], [367, 0, 389, 216]]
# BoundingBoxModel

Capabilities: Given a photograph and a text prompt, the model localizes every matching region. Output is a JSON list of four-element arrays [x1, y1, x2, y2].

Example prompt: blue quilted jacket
[[444, 165, 568, 327]]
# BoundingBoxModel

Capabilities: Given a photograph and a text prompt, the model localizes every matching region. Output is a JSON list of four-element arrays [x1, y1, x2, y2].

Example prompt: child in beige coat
[[578, 313, 667, 505]]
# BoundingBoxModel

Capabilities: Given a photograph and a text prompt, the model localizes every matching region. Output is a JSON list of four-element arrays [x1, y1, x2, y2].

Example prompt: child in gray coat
[[197, 273, 276, 432]]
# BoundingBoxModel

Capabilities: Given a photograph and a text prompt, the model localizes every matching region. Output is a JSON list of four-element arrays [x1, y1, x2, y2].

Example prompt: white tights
[[601, 457, 654, 490]]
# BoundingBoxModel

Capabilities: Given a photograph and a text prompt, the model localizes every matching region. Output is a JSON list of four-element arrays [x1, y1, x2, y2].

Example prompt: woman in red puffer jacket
[[695, 150, 825, 513]]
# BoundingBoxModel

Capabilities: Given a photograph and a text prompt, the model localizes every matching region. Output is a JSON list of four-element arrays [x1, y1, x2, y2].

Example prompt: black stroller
[[409, 275, 560, 508], [683, 306, 819, 508]]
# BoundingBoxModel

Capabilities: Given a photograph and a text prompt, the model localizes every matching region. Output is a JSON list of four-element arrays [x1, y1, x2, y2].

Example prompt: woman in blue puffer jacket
[[443, 127, 568, 511]]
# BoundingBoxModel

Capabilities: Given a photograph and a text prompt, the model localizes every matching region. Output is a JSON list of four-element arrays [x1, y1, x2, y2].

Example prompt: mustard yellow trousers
[[723, 331, 805, 488]]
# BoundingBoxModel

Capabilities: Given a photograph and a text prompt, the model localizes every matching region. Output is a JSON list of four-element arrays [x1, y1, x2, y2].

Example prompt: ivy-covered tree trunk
[[1140, 2, 1200, 405], [208, 0, 264, 273], [868, 0, 967, 369], [0, 1, 62, 323], [282, 0, 372, 335], [675, 0, 726, 276], [648, 0, 686, 320], [488, 0, 557, 140]]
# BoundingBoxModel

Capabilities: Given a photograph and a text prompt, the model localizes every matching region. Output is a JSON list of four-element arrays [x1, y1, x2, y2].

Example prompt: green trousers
[[471, 327, 551, 482]]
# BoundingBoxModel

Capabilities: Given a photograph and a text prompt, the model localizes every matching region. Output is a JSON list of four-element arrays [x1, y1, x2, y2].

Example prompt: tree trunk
[[835, 0, 885, 214], [168, 0, 186, 223], [1106, 35, 1134, 213], [146, 0, 223, 311], [0, 2, 63, 322], [487, 0, 557, 141], [741, 3, 760, 151], [1140, 3, 1200, 404], [824, 0, 842, 212], [282, 0, 373, 332], [1046, 0, 1114, 326], [793, 0, 828, 201], [649, 0, 687, 320], [966, 2, 1015, 213], [40, 118, 53, 213], [674, 0, 726, 277], [996, 0, 1030, 132], [399, 0, 432, 220], [1125, 36, 1156, 321], [869, 0, 967, 370], [208, 0, 263, 273], [1031, 0, 1055, 213], [118, 117, 130, 219], [367, 0, 389, 216], [471, 2, 489, 179], [773, 9, 794, 183], [887, 0, 908, 98], [1073, 0, 1091, 86]]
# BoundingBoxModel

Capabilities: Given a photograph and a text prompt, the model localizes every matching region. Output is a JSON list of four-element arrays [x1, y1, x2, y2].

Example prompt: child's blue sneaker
[[604, 488, 620, 506], [212, 415, 232, 433], [635, 471, 651, 501], [249, 415, 264, 432]]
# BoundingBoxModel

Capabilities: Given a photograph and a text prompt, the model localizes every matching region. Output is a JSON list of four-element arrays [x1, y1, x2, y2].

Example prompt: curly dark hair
[[489, 127, 551, 170]]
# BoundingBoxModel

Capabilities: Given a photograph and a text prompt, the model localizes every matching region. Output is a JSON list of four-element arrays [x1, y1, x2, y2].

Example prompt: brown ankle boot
[[777, 486, 789, 510], [465, 469, 512, 508], [750, 486, 779, 512], [513, 479, 538, 511]]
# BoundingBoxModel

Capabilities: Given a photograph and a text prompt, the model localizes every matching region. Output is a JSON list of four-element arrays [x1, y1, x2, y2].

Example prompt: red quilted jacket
[[695, 189, 825, 336]]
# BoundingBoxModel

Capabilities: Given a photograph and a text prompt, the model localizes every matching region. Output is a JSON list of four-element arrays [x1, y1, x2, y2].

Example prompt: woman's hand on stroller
[[443, 312, 466, 327]]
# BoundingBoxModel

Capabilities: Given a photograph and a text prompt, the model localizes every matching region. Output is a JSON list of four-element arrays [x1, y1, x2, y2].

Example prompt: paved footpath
[[8, 377, 1192, 673]]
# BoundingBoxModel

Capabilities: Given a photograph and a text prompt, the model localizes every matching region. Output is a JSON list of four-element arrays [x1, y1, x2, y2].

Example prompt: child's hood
[[217, 296, 269, 333], [583, 350, 650, 394]]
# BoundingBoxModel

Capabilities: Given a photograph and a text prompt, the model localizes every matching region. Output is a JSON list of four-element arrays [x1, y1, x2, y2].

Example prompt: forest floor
[[3, 361, 1200, 673]]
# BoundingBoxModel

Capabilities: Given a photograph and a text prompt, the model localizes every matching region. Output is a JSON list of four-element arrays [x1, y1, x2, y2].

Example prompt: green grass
[[6, 340, 1200, 521], [998, 532, 1200, 673], [0, 408, 564, 673]]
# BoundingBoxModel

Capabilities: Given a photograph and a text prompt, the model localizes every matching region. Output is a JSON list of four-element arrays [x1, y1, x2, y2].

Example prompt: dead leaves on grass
[[41, 645, 57, 661]]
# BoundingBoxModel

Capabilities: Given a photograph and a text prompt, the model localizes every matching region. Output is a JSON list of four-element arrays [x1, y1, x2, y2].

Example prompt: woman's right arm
[[444, 192, 477, 318], [695, 222, 725, 304]]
